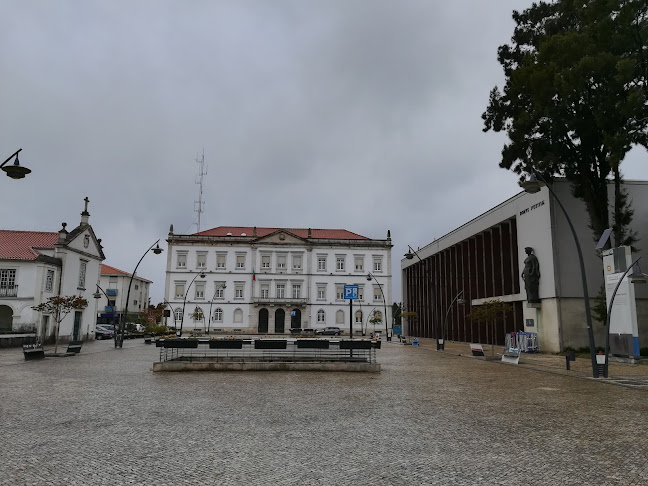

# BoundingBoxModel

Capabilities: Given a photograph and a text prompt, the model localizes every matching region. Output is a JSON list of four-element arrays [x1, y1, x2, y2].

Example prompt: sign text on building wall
[[519, 200, 545, 216]]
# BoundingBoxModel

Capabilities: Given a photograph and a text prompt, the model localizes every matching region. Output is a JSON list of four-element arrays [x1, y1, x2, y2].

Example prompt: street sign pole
[[343, 285, 359, 339]]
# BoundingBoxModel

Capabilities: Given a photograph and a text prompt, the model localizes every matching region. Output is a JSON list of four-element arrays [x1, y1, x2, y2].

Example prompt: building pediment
[[255, 230, 307, 245], [64, 225, 106, 260]]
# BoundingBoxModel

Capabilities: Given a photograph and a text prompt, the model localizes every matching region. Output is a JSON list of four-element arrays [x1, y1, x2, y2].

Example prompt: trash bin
[[412, 338, 419, 347]]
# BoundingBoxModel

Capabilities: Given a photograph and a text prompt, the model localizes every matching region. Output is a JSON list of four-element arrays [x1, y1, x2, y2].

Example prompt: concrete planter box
[[339, 341, 372, 350], [254, 340, 287, 349], [209, 340, 244, 349], [296, 339, 330, 349], [163, 339, 199, 349]]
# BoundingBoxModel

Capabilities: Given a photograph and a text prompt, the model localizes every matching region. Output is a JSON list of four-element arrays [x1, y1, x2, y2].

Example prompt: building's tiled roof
[[101, 264, 152, 283], [193, 226, 369, 240], [0, 230, 60, 260]]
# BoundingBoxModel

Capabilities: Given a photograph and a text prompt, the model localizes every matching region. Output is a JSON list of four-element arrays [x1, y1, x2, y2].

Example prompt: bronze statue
[[522, 247, 540, 303]]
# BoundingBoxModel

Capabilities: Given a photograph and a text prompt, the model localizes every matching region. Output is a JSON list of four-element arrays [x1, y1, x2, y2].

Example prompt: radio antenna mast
[[194, 149, 207, 233]]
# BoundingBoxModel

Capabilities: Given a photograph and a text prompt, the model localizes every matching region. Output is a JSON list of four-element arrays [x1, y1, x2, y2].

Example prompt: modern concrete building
[[401, 179, 648, 353], [0, 199, 105, 342], [95, 264, 152, 326], [164, 225, 393, 336]]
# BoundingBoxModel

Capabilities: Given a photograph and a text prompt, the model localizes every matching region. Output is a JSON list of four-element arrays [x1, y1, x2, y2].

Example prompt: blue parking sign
[[344, 285, 359, 300]]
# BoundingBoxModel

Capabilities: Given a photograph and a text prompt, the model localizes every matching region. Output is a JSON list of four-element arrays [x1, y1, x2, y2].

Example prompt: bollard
[[565, 350, 576, 370]]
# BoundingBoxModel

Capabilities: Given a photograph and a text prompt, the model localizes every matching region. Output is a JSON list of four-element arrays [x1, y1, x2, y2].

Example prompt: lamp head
[[2, 154, 31, 179], [404, 251, 414, 260], [200, 273, 206, 278], [152, 243, 163, 255], [457, 298, 466, 305], [519, 173, 544, 194], [629, 263, 647, 284], [366, 274, 372, 281], [93, 291, 102, 299]]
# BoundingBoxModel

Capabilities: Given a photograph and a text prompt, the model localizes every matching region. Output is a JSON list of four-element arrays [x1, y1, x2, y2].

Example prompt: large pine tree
[[483, 0, 647, 245]]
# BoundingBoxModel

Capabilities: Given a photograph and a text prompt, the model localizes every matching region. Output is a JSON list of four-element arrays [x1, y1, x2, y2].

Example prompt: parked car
[[316, 327, 342, 336], [95, 325, 114, 340]]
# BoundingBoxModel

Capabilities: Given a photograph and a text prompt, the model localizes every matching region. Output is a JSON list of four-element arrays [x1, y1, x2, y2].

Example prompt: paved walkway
[[1, 339, 646, 485], [411, 338, 648, 386]]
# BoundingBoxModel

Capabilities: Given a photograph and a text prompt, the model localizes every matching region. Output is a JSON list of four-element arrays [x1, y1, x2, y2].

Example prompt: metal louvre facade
[[404, 218, 524, 345]]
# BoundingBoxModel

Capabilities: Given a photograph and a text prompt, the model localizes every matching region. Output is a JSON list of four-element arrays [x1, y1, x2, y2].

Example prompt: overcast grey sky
[[1, 0, 646, 304]]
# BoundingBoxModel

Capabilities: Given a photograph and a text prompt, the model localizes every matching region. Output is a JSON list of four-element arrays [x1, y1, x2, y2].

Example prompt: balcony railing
[[0, 286, 18, 298], [252, 297, 307, 306], [106, 289, 118, 296]]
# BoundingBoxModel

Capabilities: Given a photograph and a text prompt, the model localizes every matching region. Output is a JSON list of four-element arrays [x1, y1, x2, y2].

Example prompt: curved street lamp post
[[160, 298, 179, 332], [179, 273, 206, 337], [366, 272, 390, 341], [603, 257, 645, 378], [117, 240, 163, 347], [404, 245, 438, 345], [2, 149, 31, 179], [440, 290, 465, 351], [93, 284, 118, 345], [520, 172, 599, 378], [206, 283, 227, 335]]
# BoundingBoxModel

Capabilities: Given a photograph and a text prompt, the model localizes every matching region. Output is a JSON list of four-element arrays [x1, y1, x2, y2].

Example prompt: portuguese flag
[[253, 270, 256, 281]]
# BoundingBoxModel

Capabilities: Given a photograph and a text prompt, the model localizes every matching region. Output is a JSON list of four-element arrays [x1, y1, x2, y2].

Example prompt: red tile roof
[[101, 264, 152, 283], [193, 227, 369, 240], [0, 230, 60, 260]]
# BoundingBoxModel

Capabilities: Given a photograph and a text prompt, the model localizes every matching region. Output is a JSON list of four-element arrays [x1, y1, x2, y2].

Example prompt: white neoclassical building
[[163, 225, 393, 336], [0, 199, 105, 343]]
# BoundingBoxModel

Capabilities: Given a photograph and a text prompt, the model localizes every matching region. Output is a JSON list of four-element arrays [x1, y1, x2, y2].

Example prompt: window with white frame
[[357, 285, 364, 301], [292, 284, 301, 299], [78, 261, 87, 289], [195, 282, 205, 299], [317, 309, 325, 323], [317, 255, 327, 271], [354, 256, 364, 272], [373, 256, 383, 272], [374, 287, 383, 302], [277, 254, 286, 269], [236, 254, 245, 269], [292, 254, 302, 270], [177, 252, 187, 268], [0, 269, 16, 291], [317, 285, 326, 300], [174, 308, 183, 322], [235, 284, 244, 299], [213, 308, 223, 322], [276, 284, 285, 298], [175, 282, 186, 299], [336, 285, 344, 300], [261, 255, 270, 269], [336, 310, 344, 324], [336, 256, 345, 271], [233, 308, 243, 323], [197, 252, 207, 269], [45, 269, 54, 292], [216, 253, 226, 269], [214, 283, 225, 298], [355, 310, 363, 323], [260, 284, 270, 298]]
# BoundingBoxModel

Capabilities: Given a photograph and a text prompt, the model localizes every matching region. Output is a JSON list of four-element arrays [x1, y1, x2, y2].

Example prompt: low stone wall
[[153, 361, 380, 372], [0, 333, 37, 348]]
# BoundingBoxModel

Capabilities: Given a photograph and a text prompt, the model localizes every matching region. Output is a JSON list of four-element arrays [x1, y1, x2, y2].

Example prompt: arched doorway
[[0, 305, 13, 332], [258, 308, 269, 333], [290, 308, 301, 329], [275, 309, 285, 334]]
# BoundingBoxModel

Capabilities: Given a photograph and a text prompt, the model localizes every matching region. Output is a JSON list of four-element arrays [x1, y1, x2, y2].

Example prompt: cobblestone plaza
[[1, 340, 646, 485]]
